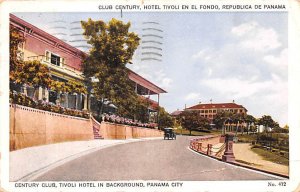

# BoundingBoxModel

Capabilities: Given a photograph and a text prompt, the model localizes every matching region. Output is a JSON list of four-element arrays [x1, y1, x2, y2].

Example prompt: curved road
[[35, 136, 278, 181]]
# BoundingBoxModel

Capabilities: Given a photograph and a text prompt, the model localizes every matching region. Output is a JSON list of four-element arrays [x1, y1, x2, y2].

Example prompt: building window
[[51, 54, 61, 66], [68, 94, 76, 109], [213, 110, 216, 113], [49, 91, 57, 104], [46, 51, 64, 67]]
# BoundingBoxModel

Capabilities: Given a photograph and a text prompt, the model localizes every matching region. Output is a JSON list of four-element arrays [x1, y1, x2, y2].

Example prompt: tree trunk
[[97, 98, 104, 120], [241, 126, 244, 135]]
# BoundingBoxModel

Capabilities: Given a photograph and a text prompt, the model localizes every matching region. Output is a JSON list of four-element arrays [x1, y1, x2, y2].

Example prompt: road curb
[[15, 137, 162, 182], [188, 147, 288, 179], [227, 161, 289, 179]]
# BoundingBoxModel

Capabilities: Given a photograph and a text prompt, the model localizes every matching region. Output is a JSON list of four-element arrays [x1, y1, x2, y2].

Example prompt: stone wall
[[10, 104, 94, 151], [10, 104, 164, 151], [100, 122, 163, 139]]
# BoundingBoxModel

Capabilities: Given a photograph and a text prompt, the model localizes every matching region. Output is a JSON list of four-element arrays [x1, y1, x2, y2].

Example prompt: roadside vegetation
[[251, 146, 289, 166], [174, 128, 221, 136], [238, 132, 289, 165], [238, 133, 289, 152]]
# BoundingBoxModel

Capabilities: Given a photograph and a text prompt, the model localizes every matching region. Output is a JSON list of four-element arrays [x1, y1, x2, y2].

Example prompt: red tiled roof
[[186, 103, 247, 111], [128, 70, 167, 94], [139, 96, 159, 110], [10, 14, 167, 95], [10, 14, 86, 59], [170, 110, 183, 116]]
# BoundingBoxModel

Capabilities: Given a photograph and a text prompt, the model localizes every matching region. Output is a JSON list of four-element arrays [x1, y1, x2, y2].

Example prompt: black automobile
[[163, 128, 176, 140]]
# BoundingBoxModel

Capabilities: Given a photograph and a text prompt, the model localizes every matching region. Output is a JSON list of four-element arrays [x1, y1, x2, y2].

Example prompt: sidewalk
[[10, 138, 161, 182], [233, 143, 288, 177]]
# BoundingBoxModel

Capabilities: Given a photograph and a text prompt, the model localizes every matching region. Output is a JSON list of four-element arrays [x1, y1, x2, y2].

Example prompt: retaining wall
[[10, 104, 164, 151], [100, 122, 163, 139], [10, 104, 94, 151]]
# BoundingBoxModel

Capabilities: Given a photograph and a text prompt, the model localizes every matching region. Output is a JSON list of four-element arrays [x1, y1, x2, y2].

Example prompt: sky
[[14, 11, 288, 126]]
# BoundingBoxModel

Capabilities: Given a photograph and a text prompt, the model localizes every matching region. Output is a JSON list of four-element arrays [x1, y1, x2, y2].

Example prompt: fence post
[[207, 144, 212, 155], [198, 143, 202, 152], [193, 142, 197, 150], [222, 134, 235, 162], [219, 135, 226, 143]]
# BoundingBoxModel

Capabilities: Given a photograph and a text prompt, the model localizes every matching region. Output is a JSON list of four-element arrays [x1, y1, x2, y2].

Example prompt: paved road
[[35, 136, 279, 181]]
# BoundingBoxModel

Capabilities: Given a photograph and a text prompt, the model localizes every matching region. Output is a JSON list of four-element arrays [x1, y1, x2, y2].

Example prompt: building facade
[[10, 14, 166, 121], [185, 102, 247, 123]]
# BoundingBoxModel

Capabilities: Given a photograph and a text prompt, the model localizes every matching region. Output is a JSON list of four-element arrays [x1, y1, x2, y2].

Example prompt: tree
[[272, 127, 289, 133], [10, 26, 25, 91], [10, 26, 87, 103], [10, 27, 53, 97], [81, 18, 140, 118], [244, 114, 256, 134], [10, 26, 24, 73], [11, 60, 52, 88], [257, 115, 277, 132], [179, 110, 210, 135], [231, 112, 246, 135], [213, 111, 234, 130], [158, 107, 174, 129], [134, 97, 151, 123], [66, 80, 87, 94]]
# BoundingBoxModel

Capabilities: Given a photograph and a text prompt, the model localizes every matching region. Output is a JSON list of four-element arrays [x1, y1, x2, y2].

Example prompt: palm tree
[[245, 114, 256, 134], [258, 115, 276, 132], [232, 113, 246, 136]]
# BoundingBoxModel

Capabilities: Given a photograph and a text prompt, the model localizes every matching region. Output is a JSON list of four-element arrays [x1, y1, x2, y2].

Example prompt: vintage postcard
[[0, 0, 300, 191]]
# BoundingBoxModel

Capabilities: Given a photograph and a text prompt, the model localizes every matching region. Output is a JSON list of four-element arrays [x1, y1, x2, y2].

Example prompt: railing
[[190, 135, 225, 158], [9, 103, 90, 121], [27, 55, 81, 74], [212, 143, 226, 157]]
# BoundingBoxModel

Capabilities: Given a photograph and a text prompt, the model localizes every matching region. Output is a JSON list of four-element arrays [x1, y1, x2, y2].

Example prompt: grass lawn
[[251, 147, 289, 166], [237, 134, 258, 142]]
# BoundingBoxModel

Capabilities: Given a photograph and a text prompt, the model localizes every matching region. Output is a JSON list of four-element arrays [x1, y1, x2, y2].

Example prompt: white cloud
[[200, 75, 287, 126], [200, 77, 273, 99], [231, 21, 257, 36], [232, 21, 281, 52], [161, 77, 173, 88], [154, 69, 173, 89], [185, 92, 201, 101], [192, 48, 212, 61], [201, 73, 287, 98], [263, 49, 288, 80], [207, 68, 213, 77], [264, 48, 288, 67]]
